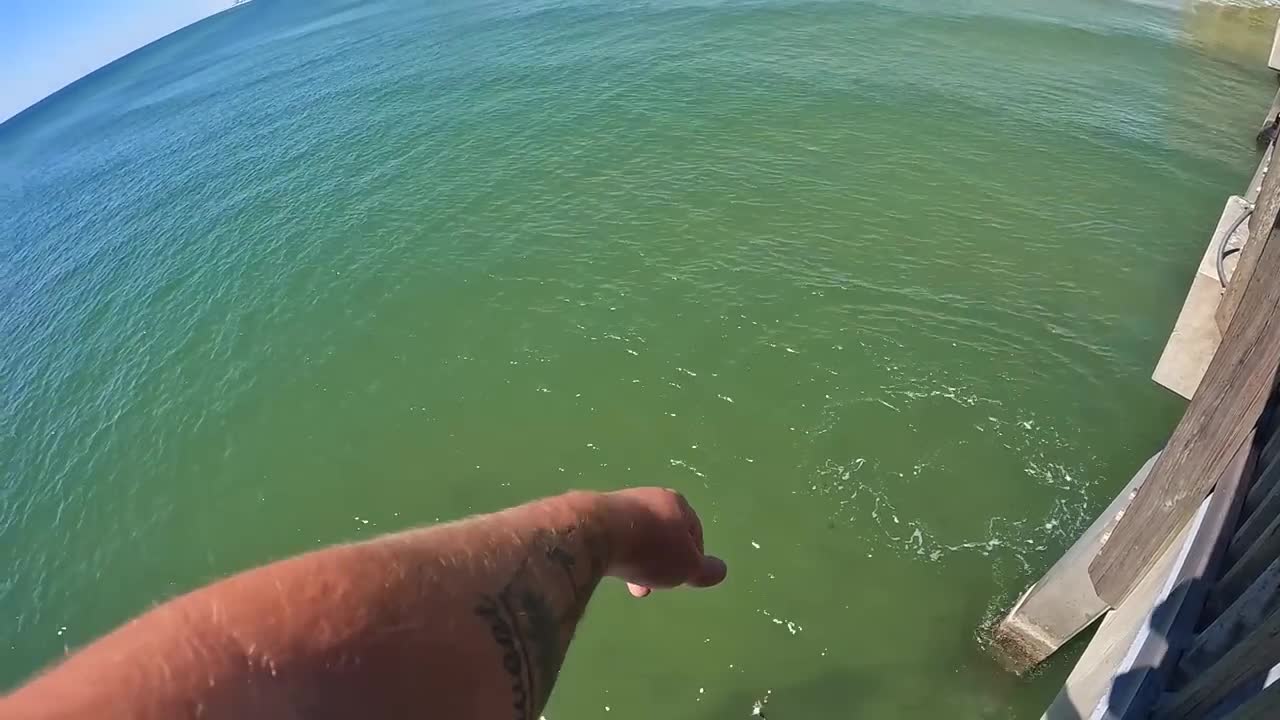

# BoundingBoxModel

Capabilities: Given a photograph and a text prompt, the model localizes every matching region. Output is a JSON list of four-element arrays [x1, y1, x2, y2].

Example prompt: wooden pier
[[992, 20, 1280, 719]]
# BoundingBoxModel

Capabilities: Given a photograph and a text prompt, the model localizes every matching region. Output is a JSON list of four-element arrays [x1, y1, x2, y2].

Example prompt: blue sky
[[1, 0, 230, 122]]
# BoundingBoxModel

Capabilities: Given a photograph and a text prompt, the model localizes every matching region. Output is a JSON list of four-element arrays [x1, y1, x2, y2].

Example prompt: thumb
[[627, 582, 652, 598], [688, 555, 728, 588]]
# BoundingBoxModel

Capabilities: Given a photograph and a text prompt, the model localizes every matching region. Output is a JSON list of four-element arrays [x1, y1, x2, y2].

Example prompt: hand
[[600, 488, 727, 598]]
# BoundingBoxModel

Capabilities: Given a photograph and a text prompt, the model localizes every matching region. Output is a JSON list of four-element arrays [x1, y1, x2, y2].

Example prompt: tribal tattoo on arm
[[474, 525, 609, 720]]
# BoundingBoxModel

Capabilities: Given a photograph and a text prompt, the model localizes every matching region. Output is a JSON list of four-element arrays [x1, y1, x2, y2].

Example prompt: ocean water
[[2, 0, 1277, 716]]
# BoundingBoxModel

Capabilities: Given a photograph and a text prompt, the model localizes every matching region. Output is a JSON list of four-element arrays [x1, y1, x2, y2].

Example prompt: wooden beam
[[1260, 421, 1280, 473], [1039, 514, 1192, 719], [1156, 602, 1280, 718], [1244, 451, 1280, 517], [1215, 424, 1280, 616], [1230, 465, 1280, 564], [1222, 669, 1280, 720], [1095, 498, 1213, 720], [1211, 510, 1280, 615], [1184, 553, 1280, 678], [1090, 226, 1280, 606], [1092, 436, 1253, 719]]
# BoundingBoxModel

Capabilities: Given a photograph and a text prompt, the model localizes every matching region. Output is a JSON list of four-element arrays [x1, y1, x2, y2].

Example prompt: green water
[[2, 0, 1277, 716]]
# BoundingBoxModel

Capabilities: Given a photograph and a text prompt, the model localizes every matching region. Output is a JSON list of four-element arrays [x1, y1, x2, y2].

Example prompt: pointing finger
[[689, 555, 727, 588]]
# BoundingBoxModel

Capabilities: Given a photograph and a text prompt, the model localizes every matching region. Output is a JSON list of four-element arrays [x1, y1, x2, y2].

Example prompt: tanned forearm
[[3, 492, 622, 720]]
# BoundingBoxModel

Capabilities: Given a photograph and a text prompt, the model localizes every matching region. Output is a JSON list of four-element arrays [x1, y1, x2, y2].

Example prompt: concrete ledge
[[990, 453, 1159, 673], [1041, 515, 1195, 719], [1152, 196, 1251, 399]]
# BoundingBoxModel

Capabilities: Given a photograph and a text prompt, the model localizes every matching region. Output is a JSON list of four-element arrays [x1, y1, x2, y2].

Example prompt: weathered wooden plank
[[1185, 553, 1280, 677], [1091, 437, 1253, 720], [1090, 225, 1280, 606], [1199, 664, 1280, 719], [1260, 422, 1280, 476], [1244, 451, 1280, 518], [1219, 154, 1280, 332], [1089, 498, 1213, 720], [1214, 509, 1280, 616], [1221, 667, 1280, 720], [1231, 461, 1280, 563], [1155, 602, 1280, 718], [1039, 515, 1191, 719]]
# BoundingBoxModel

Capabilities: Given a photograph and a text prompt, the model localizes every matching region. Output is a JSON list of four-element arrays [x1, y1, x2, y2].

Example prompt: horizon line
[[0, 0, 253, 130]]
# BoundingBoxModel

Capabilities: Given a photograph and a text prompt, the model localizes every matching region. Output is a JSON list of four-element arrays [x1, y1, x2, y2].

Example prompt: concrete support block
[[1152, 196, 1251, 399], [991, 453, 1159, 673]]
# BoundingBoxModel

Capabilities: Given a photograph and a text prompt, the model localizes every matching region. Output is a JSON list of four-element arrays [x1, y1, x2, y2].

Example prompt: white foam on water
[[808, 374, 1098, 579]]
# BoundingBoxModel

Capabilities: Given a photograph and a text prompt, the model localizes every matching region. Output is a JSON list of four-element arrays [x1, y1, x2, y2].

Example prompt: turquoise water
[[2, 0, 1276, 716]]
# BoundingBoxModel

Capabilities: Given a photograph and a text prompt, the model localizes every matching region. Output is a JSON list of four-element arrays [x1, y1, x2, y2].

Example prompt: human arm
[[1, 488, 727, 720]]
